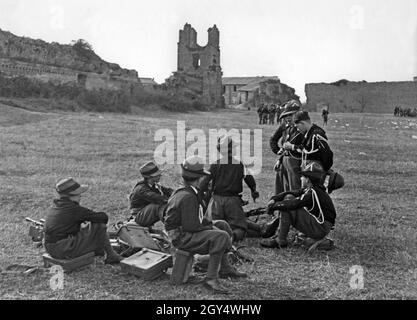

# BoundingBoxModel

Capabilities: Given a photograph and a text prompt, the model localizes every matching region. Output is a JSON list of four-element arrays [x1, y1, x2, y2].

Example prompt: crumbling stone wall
[[165, 23, 223, 107], [0, 28, 142, 92], [305, 81, 417, 113], [257, 79, 300, 105]]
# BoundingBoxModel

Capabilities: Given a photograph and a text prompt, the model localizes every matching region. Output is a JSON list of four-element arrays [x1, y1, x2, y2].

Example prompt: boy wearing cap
[[44, 178, 122, 264], [291, 111, 334, 174], [200, 134, 261, 242], [165, 156, 247, 294], [260, 169, 336, 249], [270, 103, 303, 194], [129, 161, 173, 228]]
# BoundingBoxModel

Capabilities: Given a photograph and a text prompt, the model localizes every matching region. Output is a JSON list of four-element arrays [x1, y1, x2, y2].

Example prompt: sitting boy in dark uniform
[[129, 161, 173, 228], [260, 168, 336, 249], [44, 178, 122, 264], [165, 156, 247, 294]]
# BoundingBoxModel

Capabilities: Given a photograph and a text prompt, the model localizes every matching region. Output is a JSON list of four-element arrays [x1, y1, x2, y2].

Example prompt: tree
[[71, 39, 93, 51], [71, 39, 94, 59], [356, 93, 369, 113]]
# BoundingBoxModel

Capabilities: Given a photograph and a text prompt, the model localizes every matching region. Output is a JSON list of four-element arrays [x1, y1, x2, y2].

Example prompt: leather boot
[[277, 211, 291, 245], [260, 237, 288, 249], [203, 278, 229, 295], [219, 254, 247, 278], [260, 215, 280, 238], [219, 267, 248, 279]]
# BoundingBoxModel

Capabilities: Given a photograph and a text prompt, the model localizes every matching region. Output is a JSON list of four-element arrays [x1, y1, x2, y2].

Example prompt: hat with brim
[[279, 105, 300, 120], [181, 156, 211, 180], [56, 177, 89, 196], [327, 171, 345, 194], [140, 161, 163, 178], [300, 171, 325, 185]]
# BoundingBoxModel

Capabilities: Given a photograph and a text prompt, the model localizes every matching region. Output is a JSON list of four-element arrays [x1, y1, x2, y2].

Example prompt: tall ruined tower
[[173, 23, 223, 107]]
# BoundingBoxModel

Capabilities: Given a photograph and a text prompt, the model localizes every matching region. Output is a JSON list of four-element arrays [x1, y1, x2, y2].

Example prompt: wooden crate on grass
[[120, 248, 173, 281]]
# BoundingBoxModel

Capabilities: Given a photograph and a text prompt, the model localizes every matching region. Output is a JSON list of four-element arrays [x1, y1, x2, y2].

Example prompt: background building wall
[[305, 81, 417, 113]]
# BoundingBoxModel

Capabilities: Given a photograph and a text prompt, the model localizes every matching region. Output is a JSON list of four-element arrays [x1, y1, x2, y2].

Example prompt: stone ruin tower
[[169, 23, 223, 107]]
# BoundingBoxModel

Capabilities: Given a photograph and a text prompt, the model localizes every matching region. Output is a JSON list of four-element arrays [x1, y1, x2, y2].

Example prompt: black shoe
[[260, 216, 280, 238], [104, 254, 123, 265], [187, 275, 205, 284], [95, 250, 106, 257], [203, 279, 229, 295], [260, 238, 288, 249], [306, 238, 335, 252], [219, 267, 248, 279]]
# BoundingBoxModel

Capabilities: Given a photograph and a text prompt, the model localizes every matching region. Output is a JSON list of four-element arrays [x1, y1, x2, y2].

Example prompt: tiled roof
[[222, 76, 278, 86], [238, 77, 280, 92]]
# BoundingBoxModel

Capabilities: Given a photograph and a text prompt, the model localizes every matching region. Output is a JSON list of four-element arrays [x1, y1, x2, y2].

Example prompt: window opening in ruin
[[192, 54, 201, 69], [77, 73, 87, 87], [233, 85, 237, 92]]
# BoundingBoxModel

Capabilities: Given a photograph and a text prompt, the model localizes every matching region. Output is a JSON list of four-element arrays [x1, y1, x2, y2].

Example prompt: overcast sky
[[1, 0, 416, 101]]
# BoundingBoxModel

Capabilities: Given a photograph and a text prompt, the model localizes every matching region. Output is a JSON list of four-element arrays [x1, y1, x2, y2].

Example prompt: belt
[[213, 193, 241, 198]]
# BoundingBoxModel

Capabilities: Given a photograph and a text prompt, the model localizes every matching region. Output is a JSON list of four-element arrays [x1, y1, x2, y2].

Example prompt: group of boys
[[257, 103, 282, 125], [262, 104, 339, 249], [43, 107, 342, 294]]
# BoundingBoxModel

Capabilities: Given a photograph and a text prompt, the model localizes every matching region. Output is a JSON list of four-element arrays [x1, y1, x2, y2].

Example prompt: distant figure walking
[[257, 104, 264, 124], [261, 105, 269, 124], [322, 108, 329, 126], [394, 106, 399, 117], [268, 104, 276, 125]]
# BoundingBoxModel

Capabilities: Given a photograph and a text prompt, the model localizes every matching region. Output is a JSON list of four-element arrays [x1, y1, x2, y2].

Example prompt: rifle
[[244, 207, 271, 218], [25, 217, 45, 242]]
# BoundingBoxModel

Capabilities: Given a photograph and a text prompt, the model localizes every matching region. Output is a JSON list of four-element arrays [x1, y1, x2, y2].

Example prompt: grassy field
[[1, 102, 417, 300]]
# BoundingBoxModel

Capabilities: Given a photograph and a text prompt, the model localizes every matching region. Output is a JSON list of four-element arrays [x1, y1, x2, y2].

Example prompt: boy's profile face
[[148, 175, 161, 185], [296, 121, 308, 133]]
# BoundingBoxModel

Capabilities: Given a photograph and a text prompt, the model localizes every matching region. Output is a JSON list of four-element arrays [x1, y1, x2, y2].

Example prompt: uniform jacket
[[270, 185, 336, 225], [129, 180, 173, 212], [270, 122, 303, 158], [294, 124, 333, 171], [44, 198, 108, 244], [164, 185, 213, 246]]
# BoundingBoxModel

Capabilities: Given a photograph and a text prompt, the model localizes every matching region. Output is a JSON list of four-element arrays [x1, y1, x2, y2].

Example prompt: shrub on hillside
[[130, 88, 207, 112], [0, 74, 207, 113]]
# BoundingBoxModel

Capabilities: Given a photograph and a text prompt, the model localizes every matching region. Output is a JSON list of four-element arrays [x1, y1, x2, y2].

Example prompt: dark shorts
[[281, 156, 302, 192], [134, 203, 166, 227], [175, 220, 232, 255], [208, 195, 247, 231], [283, 208, 332, 240], [45, 223, 107, 259]]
